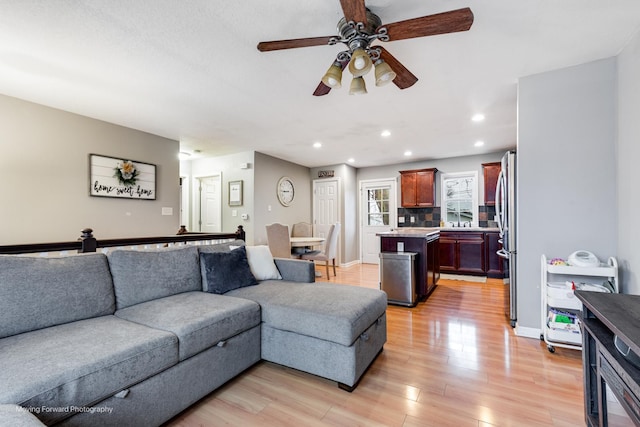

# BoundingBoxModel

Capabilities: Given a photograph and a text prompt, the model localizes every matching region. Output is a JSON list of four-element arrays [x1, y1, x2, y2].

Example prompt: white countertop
[[376, 226, 499, 237], [439, 226, 500, 232]]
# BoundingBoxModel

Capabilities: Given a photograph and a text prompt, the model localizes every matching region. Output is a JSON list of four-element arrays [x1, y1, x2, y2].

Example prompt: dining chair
[[291, 222, 313, 237], [291, 221, 313, 255], [265, 223, 299, 259], [301, 223, 341, 279]]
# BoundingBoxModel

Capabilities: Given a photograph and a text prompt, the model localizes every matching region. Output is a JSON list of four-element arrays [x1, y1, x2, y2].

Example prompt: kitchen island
[[377, 228, 440, 301]]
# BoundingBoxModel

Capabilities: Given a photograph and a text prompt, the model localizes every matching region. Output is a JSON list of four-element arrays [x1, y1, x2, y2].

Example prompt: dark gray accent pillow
[[200, 246, 258, 294]]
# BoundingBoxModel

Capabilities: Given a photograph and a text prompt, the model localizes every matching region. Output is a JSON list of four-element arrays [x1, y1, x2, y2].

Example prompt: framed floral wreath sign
[[89, 154, 156, 200]]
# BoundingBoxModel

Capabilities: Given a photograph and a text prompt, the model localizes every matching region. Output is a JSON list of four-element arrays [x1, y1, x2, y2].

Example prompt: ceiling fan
[[257, 0, 473, 96]]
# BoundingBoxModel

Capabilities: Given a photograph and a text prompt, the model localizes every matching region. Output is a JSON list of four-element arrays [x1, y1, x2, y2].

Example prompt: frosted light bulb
[[354, 57, 366, 69]]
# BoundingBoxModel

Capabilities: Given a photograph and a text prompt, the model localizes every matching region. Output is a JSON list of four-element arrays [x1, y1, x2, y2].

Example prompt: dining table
[[290, 236, 325, 248]]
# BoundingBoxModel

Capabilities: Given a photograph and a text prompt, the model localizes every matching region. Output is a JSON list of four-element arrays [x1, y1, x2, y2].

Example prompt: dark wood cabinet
[[485, 231, 505, 278], [576, 292, 640, 427], [439, 231, 485, 275], [400, 168, 437, 208], [482, 162, 501, 206], [438, 233, 457, 272], [380, 234, 439, 299]]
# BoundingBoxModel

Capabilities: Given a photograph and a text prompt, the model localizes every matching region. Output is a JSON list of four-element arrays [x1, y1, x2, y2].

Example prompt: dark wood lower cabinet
[[438, 235, 457, 272], [380, 235, 439, 299], [485, 232, 506, 279], [439, 232, 485, 276]]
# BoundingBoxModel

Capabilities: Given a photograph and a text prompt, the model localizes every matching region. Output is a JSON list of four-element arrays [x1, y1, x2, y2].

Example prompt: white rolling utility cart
[[541, 254, 618, 353]]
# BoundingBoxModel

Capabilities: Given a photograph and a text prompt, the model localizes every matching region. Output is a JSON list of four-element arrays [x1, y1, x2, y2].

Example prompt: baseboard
[[515, 325, 541, 340], [440, 273, 486, 283], [340, 259, 361, 268]]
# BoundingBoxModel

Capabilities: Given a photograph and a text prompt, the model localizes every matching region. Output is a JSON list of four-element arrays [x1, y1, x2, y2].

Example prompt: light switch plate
[[161, 207, 173, 216]]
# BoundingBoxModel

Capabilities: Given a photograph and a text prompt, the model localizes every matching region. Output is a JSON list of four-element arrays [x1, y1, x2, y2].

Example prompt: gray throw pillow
[[200, 246, 258, 294]]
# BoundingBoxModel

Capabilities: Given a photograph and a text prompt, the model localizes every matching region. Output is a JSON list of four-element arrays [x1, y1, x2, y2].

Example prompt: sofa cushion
[[245, 246, 282, 280], [226, 281, 387, 347], [115, 291, 261, 361], [0, 316, 178, 425], [0, 253, 115, 339], [200, 247, 258, 294], [0, 405, 45, 427], [108, 246, 201, 309]]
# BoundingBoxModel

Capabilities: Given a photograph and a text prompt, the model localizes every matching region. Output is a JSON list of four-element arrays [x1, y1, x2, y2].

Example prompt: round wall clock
[[277, 176, 295, 206]]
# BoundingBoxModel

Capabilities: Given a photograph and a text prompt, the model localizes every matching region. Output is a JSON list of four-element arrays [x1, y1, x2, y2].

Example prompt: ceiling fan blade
[[313, 60, 348, 96], [377, 46, 418, 89], [339, 0, 367, 24], [379, 8, 473, 41], [313, 82, 332, 97], [257, 36, 336, 52]]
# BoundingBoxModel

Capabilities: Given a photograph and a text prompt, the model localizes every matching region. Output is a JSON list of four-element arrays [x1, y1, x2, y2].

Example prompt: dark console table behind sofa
[[575, 291, 640, 426]]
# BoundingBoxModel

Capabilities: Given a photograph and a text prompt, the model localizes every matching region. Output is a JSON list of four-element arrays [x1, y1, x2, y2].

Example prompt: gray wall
[[357, 152, 505, 208], [254, 152, 311, 246], [517, 58, 618, 330], [181, 151, 311, 246], [185, 151, 255, 241], [309, 164, 359, 265], [617, 29, 640, 295], [0, 94, 180, 244]]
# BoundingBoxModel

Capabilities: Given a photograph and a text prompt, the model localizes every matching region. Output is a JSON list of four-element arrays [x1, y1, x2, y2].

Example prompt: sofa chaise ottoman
[[227, 280, 387, 390]]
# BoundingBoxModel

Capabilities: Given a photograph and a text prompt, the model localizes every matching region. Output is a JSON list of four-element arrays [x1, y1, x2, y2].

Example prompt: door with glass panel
[[360, 179, 397, 264]]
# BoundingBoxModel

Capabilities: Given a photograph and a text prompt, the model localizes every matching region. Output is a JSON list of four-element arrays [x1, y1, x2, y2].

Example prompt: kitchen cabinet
[[379, 230, 440, 300], [484, 232, 505, 278], [400, 168, 437, 208], [438, 231, 485, 275], [482, 162, 501, 206]]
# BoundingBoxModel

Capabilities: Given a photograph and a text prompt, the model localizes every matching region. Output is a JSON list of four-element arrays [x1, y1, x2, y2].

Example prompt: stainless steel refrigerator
[[495, 150, 517, 327]]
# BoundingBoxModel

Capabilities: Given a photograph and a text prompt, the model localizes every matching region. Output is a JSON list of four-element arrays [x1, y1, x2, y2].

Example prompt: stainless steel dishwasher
[[379, 252, 417, 307]]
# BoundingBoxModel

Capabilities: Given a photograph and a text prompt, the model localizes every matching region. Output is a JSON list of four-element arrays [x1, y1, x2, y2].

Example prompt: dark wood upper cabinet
[[400, 168, 438, 208], [482, 162, 501, 206]]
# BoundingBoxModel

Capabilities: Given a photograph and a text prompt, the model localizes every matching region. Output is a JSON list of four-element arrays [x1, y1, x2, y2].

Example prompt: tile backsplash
[[397, 206, 497, 228]]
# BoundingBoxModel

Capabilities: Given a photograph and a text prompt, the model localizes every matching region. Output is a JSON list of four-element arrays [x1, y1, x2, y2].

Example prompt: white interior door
[[197, 175, 221, 232], [360, 179, 397, 264], [313, 179, 340, 254], [180, 176, 189, 229]]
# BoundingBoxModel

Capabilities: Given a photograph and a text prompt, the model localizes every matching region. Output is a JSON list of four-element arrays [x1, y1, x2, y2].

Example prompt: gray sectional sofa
[[0, 240, 387, 426]]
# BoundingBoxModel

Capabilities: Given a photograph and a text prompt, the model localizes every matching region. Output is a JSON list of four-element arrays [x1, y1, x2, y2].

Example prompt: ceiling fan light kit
[[321, 61, 344, 88], [349, 76, 367, 95], [374, 59, 396, 87], [348, 47, 373, 77], [257, 1, 473, 96]]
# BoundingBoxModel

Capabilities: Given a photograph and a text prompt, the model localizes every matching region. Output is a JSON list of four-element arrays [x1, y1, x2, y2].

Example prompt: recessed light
[[474, 140, 485, 147], [348, 158, 355, 163], [472, 114, 485, 122], [381, 130, 391, 137], [404, 151, 412, 156], [313, 142, 322, 148]]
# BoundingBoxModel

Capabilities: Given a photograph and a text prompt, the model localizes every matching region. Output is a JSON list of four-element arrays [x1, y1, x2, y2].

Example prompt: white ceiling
[[1, 1, 639, 168]]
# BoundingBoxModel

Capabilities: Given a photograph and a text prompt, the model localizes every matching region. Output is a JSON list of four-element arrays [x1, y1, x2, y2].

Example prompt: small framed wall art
[[229, 180, 243, 206], [89, 154, 156, 200]]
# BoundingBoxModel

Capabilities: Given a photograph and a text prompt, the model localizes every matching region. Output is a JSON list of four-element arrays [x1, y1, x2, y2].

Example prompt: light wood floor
[[166, 264, 584, 427]]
